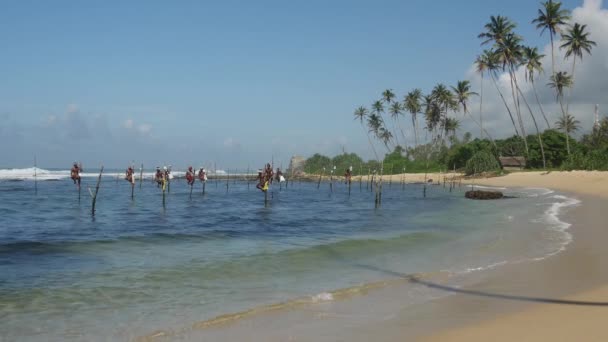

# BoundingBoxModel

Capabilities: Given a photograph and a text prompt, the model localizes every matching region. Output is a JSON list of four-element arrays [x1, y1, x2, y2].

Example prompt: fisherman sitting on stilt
[[125, 166, 135, 184], [186, 166, 195, 186], [344, 167, 352, 185], [70, 162, 82, 186], [155, 167, 164, 187], [256, 170, 269, 192], [198, 167, 207, 182]]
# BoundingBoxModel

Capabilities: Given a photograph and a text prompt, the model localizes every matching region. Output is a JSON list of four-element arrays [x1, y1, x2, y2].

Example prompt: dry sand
[[420, 171, 608, 341]]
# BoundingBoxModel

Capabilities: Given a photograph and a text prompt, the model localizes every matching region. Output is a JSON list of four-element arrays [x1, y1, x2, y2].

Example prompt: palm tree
[[533, 0, 571, 77], [354, 106, 379, 160], [479, 17, 529, 154], [452, 80, 497, 148], [555, 114, 581, 134], [404, 89, 422, 147], [475, 54, 488, 137], [443, 117, 460, 140], [389, 102, 406, 147], [423, 95, 442, 141], [560, 23, 596, 115], [561, 23, 596, 82], [522, 46, 551, 129], [478, 15, 516, 46], [548, 71, 574, 155], [379, 127, 393, 151], [382, 89, 396, 104]]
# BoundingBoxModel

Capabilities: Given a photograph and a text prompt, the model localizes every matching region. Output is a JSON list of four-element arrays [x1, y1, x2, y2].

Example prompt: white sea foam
[[311, 292, 334, 303], [0, 167, 69, 181], [531, 194, 581, 260]]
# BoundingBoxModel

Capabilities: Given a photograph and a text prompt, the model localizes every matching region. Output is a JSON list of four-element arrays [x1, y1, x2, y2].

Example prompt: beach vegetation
[[465, 151, 501, 175]]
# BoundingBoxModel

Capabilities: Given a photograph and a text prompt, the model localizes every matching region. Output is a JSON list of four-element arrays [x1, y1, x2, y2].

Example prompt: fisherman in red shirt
[[186, 166, 195, 186], [198, 167, 207, 182]]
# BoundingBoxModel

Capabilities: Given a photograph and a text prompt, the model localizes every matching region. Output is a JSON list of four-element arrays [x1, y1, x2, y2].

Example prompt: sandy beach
[[418, 171, 608, 341], [134, 171, 608, 341]]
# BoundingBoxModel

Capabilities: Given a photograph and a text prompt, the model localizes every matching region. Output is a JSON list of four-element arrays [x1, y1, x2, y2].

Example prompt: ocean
[[0, 168, 579, 341]]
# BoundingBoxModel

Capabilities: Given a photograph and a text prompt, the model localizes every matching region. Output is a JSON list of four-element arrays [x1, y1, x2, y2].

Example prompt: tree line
[[349, 0, 599, 172]]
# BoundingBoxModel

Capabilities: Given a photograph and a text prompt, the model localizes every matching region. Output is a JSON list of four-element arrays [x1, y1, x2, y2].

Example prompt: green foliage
[[528, 130, 573, 168], [331, 153, 364, 174], [446, 139, 496, 170], [303, 153, 332, 174], [464, 151, 500, 175]]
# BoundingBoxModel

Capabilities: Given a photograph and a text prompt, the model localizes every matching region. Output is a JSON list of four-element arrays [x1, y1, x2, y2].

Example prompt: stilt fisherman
[[344, 167, 352, 185], [70, 162, 82, 187], [198, 167, 207, 182], [154, 167, 164, 187], [125, 166, 135, 184], [186, 166, 195, 186]]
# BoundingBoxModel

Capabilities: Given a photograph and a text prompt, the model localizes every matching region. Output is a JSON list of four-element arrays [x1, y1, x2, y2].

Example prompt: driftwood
[[465, 190, 504, 200]]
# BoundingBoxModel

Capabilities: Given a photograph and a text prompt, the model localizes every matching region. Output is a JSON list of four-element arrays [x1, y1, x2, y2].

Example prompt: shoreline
[[136, 171, 608, 341]]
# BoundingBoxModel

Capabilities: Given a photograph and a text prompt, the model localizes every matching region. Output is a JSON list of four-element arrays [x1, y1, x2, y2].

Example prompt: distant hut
[[499, 156, 526, 171]]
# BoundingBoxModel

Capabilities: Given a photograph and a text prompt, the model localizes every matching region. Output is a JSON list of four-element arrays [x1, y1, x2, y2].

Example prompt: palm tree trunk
[[515, 79, 547, 169], [550, 33, 556, 77], [565, 57, 576, 120], [491, 73, 521, 137], [363, 127, 380, 162], [558, 95, 571, 156], [509, 69, 529, 155], [413, 115, 420, 148], [479, 73, 484, 138], [532, 79, 551, 129], [465, 109, 497, 150], [391, 118, 401, 147]]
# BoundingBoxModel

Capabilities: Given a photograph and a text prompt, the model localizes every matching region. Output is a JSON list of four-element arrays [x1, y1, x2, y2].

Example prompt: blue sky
[[0, 0, 595, 169]]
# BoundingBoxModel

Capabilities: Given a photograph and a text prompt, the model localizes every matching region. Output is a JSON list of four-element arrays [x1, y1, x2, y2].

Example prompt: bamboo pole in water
[[139, 164, 143, 190], [317, 168, 324, 189], [359, 163, 363, 192], [226, 169, 229, 193], [34, 155, 38, 195], [91, 166, 104, 216], [247, 165, 250, 191]]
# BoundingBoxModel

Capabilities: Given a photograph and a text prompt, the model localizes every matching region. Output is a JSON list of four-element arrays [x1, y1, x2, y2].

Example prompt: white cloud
[[461, 0, 608, 139]]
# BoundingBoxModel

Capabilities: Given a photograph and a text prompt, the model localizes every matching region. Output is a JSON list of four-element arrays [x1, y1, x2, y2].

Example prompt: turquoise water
[[0, 170, 578, 341]]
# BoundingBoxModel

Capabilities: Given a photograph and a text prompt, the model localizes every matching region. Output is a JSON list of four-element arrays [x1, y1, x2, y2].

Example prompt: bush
[[465, 151, 500, 175]]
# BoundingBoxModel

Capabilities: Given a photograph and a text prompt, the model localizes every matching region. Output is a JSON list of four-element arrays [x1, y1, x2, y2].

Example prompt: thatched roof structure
[[499, 156, 526, 168]]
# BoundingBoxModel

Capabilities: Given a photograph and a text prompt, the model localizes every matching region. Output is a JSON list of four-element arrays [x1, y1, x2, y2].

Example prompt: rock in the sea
[[465, 190, 504, 200]]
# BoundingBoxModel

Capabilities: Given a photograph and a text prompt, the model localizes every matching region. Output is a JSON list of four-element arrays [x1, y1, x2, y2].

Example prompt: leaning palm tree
[[555, 114, 581, 134], [475, 54, 488, 137], [452, 80, 497, 148], [389, 102, 406, 147], [522, 46, 551, 129], [404, 89, 423, 147], [548, 71, 574, 155], [479, 17, 528, 153], [533, 0, 571, 77], [354, 106, 379, 160], [560, 23, 596, 115]]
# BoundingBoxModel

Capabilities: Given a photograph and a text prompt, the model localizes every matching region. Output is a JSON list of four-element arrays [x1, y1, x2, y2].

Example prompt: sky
[[0, 0, 604, 170]]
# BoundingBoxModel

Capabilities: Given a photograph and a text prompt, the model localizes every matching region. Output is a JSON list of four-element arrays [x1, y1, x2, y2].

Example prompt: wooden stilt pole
[[139, 164, 143, 189], [91, 166, 104, 216], [34, 155, 38, 195], [226, 168, 229, 193]]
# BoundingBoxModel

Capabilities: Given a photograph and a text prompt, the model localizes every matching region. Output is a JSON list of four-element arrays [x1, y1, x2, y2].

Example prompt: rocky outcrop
[[465, 190, 504, 200]]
